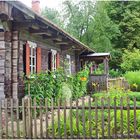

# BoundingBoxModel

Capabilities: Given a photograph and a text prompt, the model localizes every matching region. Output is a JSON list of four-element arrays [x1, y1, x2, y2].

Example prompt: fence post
[[114, 97, 117, 138], [0, 99, 2, 139], [10, 98, 14, 138], [34, 98, 37, 139], [134, 97, 136, 138], [76, 99, 79, 138], [101, 98, 104, 139], [5, 99, 8, 139], [127, 97, 130, 139], [27, 97, 32, 138], [22, 98, 26, 138]]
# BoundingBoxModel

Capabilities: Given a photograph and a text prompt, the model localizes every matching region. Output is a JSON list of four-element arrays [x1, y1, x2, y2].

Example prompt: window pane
[[30, 57, 31, 65]]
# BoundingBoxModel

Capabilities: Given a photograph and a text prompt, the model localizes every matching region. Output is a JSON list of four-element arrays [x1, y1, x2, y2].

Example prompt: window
[[51, 49, 57, 71], [28, 41, 37, 74], [65, 55, 71, 74]]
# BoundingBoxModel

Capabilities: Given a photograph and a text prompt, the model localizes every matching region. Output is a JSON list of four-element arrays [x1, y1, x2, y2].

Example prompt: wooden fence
[[0, 96, 139, 139], [89, 74, 108, 92], [108, 77, 130, 90]]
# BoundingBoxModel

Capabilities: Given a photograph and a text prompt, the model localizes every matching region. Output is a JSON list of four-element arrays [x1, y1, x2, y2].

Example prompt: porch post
[[104, 57, 109, 75], [11, 31, 19, 99]]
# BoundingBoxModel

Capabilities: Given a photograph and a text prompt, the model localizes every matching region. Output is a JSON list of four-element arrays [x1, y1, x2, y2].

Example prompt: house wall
[[15, 31, 77, 98], [0, 28, 78, 99]]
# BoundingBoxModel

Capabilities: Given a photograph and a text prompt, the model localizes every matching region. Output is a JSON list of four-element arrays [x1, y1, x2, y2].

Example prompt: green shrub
[[109, 69, 122, 78], [124, 71, 140, 91], [24, 66, 90, 103], [121, 48, 140, 72]]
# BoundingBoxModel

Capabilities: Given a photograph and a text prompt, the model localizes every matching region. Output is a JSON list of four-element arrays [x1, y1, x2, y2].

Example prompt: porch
[[80, 52, 110, 93]]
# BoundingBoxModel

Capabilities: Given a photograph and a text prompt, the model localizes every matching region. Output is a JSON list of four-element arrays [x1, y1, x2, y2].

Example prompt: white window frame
[[66, 54, 71, 74], [28, 41, 37, 74], [51, 49, 57, 71]]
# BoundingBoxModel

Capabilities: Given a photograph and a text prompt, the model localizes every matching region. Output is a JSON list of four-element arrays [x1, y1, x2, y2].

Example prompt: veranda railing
[[0, 96, 139, 139]]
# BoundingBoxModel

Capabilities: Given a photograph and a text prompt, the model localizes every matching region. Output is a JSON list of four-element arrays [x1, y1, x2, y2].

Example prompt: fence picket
[[5, 99, 8, 139], [57, 99, 61, 138], [45, 98, 48, 139], [101, 98, 104, 139], [64, 99, 67, 139], [134, 97, 136, 138], [95, 97, 98, 138], [22, 98, 26, 138], [0, 100, 2, 139], [28, 98, 32, 138], [82, 97, 86, 138], [114, 97, 117, 138], [108, 97, 110, 138], [127, 97, 130, 138], [33, 98, 37, 139], [10, 99, 14, 138], [51, 99, 54, 139], [16, 99, 20, 138], [76, 99, 79, 138], [70, 98, 73, 138], [120, 97, 123, 138], [88, 97, 92, 138], [40, 99, 43, 138]]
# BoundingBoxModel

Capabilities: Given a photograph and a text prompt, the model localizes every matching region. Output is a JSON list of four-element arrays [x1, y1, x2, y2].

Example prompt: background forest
[[41, 1, 140, 76]]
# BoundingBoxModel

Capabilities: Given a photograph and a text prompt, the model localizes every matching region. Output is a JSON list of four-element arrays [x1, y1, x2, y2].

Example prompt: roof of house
[[7, 1, 95, 52]]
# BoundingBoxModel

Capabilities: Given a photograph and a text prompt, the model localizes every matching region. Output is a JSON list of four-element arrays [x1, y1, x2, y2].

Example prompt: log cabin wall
[[0, 32, 6, 99], [5, 31, 12, 98]]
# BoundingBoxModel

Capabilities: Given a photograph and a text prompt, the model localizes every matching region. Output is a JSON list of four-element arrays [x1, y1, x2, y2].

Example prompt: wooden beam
[[55, 42, 69, 45], [29, 29, 52, 36], [42, 34, 63, 41]]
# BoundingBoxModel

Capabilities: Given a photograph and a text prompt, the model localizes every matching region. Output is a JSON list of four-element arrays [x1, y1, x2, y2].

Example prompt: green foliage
[[121, 49, 140, 71], [41, 6, 63, 27], [128, 92, 140, 101], [88, 2, 120, 52], [68, 67, 89, 99], [107, 1, 140, 70], [24, 67, 89, 102], [124, 71, 140, 91], [109, 69, 122, 78], [92, 63, 104, 75], [62, 1, 95, 42]]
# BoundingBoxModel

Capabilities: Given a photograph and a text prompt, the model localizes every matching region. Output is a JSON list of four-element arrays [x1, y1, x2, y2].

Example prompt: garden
[[23, 65, 140, 138]]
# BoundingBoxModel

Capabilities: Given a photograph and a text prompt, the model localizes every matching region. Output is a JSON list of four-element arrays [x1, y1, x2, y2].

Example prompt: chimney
[[32, 0, 41, 14]]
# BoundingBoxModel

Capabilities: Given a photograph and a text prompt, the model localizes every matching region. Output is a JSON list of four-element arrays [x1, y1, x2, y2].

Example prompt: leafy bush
[[109, 69, 122, 78], [68, 67, 89, 99], [121, 49, 140, 72], [128, 92, 140, 101], [124, 71, 140, 91], [24, 67, 89, 103]]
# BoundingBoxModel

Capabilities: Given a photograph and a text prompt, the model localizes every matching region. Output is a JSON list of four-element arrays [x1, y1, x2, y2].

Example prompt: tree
[[41, 7, 63, 27], [62, 1, 95, 41], [121, 48, 140, 71], [107, 1, 140, 50], [86, 1, 120, 52]]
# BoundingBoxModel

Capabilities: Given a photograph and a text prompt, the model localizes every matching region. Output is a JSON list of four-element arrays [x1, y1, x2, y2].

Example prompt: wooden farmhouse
[[0, 0, 110, 99]]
